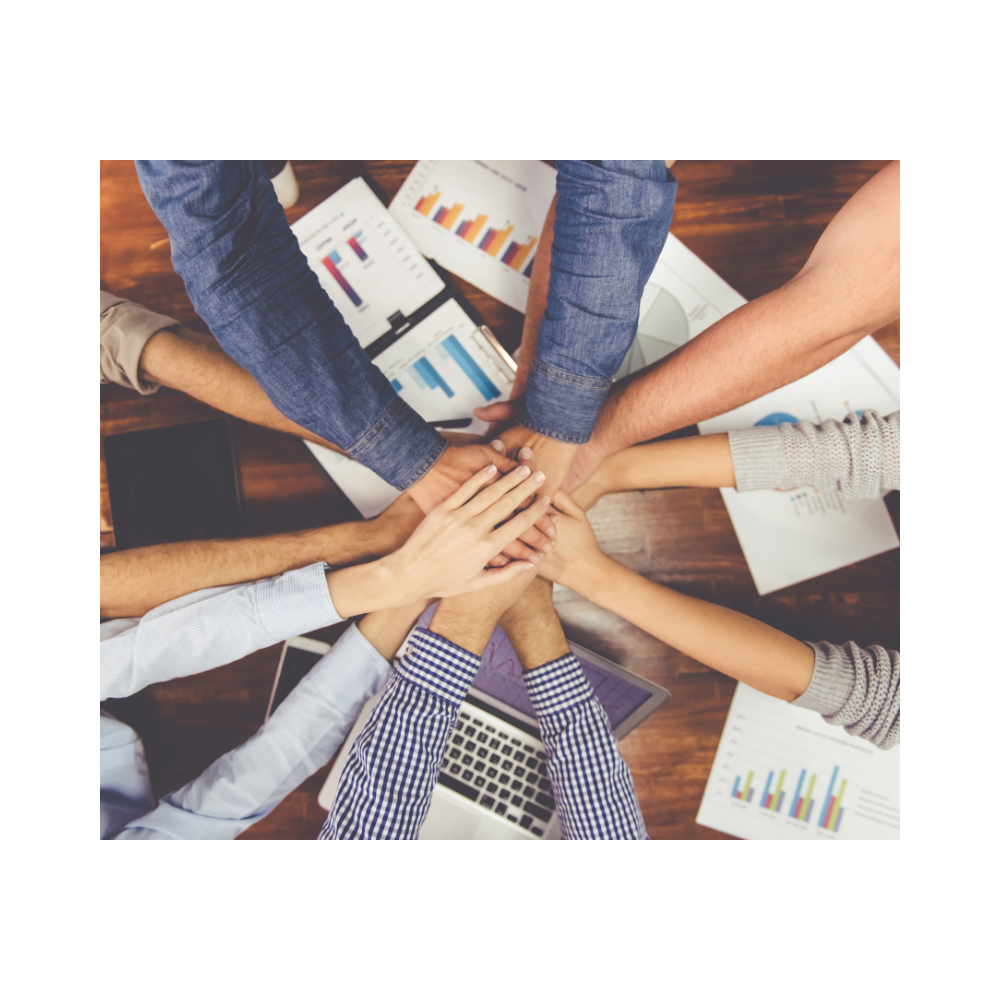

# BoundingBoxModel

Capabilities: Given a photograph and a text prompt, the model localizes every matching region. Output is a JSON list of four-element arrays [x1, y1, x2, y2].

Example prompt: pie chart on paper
[[615, 287, 691, 379]]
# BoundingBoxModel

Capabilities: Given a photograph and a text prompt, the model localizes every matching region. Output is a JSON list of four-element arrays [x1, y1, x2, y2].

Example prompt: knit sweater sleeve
[[791, 641, 899, 750], [728, 410, 900, 500]]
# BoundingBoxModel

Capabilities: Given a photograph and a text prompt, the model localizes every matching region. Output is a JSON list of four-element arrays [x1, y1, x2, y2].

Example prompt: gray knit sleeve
[[792, 640, 899, 750], [729, 409, 900, 500]]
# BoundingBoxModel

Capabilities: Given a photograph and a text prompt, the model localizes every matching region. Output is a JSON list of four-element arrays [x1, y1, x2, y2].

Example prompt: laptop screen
[[414, 608, 652, 730]]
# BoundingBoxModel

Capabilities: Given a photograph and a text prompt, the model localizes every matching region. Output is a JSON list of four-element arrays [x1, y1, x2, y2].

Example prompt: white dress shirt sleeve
[[100, 561, 343, 701], [114, 624, 389, 839]]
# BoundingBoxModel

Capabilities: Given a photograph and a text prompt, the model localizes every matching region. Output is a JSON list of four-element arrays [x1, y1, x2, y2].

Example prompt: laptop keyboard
[[437, 705, 556, 837]]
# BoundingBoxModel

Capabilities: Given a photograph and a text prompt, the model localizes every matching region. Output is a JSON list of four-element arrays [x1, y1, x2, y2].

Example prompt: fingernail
[[528, 555, 540, 566], [517, 465, 530, 477], [532, 471, 546, 483], [520, 447, 533, 461], [542, 542, 553, 554], [545, 527, 556, 538], [551, 514, 561, 523], [491, 440, 504, 452], [541, 495, 551, 505], [522, 561, 536, 571], [485, 465, 496, 475]]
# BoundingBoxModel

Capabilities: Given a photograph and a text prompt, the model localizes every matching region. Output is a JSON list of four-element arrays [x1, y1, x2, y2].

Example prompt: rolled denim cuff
[[520, 359, 611, 444], [347, 395, 447, 491]]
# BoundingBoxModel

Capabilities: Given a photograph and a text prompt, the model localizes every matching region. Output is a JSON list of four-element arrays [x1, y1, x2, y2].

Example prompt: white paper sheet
[[307, 299, 516, 517], [696, 682, 899, 840], [637, 234, 900, 595], [290, 177, 445, 348], [388, 161, 557, 312]]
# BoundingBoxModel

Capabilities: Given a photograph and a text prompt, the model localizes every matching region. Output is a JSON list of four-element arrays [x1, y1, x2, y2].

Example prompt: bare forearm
[[590, 162, 900, 457], [139, 327, 346, 453], [571, 557, 814, 701], [101, 520, 391, 619], [512, 197, 556, 397], [571, 434, 736, 510], [358, 600, 431, 661]]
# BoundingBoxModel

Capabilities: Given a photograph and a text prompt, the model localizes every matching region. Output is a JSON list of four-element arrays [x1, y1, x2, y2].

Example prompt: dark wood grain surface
[[100, 160, 899, 840]]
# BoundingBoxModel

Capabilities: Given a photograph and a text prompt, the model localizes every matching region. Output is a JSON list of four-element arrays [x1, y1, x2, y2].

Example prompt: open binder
[[289, 175, 517, 517]]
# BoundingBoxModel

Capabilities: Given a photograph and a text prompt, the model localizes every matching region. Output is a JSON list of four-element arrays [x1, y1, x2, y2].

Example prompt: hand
[[562, 439, 609, 496], [409, 442, 556, 567], [431, 567, 539, 656], [535, 489, 608, 590], [498, 577, 570, 670], [473, 398, 520, 438], [489, 426, 578, 507]]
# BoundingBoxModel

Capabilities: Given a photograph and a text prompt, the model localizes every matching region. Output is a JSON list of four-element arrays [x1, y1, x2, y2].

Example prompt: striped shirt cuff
[[255, 561, 342, 640], [395, 628, 481, 708], [522, 654, 593, 716]]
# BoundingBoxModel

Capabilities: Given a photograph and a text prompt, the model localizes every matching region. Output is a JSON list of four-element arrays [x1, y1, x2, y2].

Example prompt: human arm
[[322, 575, 536, 839], [499, 579, 647, 839], [114, 620, 399, 839], [566, 161, 901, 491], [100, 493, 423, 619]]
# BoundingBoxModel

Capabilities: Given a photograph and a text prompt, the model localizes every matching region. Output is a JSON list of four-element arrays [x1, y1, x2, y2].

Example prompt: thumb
[[473, 401, 516, 423], [552, 488, 586, 518], [472, 560, 536, 590]]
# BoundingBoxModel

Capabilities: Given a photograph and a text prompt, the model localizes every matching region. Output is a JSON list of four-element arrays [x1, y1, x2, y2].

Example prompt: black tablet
[[103, 418, 243, 550]]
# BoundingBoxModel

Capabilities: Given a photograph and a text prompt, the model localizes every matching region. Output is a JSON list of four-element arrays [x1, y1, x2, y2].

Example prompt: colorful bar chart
[[391, 379, 402, 392], [347, 234, 368, 261], [408, 356, 454, 398], [415, 191, 441, 216], [456, 214, 488, 243], [479, 224, 514, 257], [432, 202, 465, 230], [501, 236, 537, 272], [730, 770, 755, 804], [321, 252, 362, 307], [759, 769, 787, 813], [819, 767, 847, 832], [789, 769, 818, 823], [436, 334, 500, 402]]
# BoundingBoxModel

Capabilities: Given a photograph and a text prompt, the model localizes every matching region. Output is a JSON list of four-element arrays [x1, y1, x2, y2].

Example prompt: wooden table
[[100, 160, 899, 839]]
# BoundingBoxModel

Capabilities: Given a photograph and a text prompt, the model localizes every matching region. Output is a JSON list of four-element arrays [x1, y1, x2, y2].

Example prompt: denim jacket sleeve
[[134, 161, 445, 490], [520, 160, 677, 444]]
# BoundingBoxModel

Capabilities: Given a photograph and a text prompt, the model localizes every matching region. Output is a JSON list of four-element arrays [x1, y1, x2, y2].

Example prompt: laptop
[[317, 613, 670, 840]]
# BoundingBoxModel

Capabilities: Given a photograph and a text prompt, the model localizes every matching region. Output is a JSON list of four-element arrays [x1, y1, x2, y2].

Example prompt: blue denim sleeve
[[134, 161, 445, 490], [520, 160, 676, 444]]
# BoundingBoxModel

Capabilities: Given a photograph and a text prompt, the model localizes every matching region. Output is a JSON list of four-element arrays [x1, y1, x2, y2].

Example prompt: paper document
[[305, 299, 516, 517], [697, 682, 899, 840], [291, 177, 445, 348], [389, 160, 557, 312], [637, 234, 900, 594]]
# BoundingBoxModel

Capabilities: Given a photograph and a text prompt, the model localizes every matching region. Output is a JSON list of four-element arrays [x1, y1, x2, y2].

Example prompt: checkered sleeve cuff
[[395, 628, 481, 708], [522, 654, 593, 717]]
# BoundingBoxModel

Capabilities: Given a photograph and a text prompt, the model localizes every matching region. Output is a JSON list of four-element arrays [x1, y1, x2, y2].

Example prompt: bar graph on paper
[[389, 161, 557, 312], [697, 682, 899, 840]]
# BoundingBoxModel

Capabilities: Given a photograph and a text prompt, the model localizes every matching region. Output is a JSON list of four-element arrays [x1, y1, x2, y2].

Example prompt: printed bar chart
[[479, 224, 514, 257], [433, 202, 465, 230], [347, 234, 368, 261], [789, 769, 818, 822], [408, 356, 454, 398], [731, 770, 755, 803], [819, 767, 847, 832], [457, 214, 488, 243], [760, 769, 787, 813], [415, 191, 441, 216], [438, 334, 500, 401], [501, 236, 537, 271], [321, 252, 362, 307]]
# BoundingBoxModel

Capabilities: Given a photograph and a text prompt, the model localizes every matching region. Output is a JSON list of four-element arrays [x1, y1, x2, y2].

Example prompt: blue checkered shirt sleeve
[[523, 654, 648, 840], [319, 627, 480, 840]]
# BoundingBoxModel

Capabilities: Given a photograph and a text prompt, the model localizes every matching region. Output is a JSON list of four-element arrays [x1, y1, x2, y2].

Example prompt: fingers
[[473, 401, 517, 424], [462, 464, 541, 518], [501, 538, 545, 565], [477, 467, 548, 522], [487, 553, 511, 568], [493, 494, 553, 550], [440, 464, 498, 511], [510, 523, 553, 554], [471, 559, 537, 590], [551, 488, 586, 518]]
